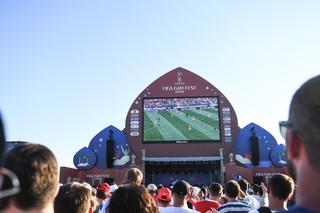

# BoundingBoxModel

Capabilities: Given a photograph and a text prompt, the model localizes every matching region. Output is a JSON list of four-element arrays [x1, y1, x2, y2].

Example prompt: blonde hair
[[124, 168, 143, 185]]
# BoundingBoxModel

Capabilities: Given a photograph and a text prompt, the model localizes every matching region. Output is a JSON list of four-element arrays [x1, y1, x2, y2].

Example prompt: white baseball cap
[[147, 183, 157, 191]]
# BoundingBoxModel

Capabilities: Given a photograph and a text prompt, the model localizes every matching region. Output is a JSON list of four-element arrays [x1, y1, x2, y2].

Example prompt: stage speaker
[[250, 133, 260, 166], [106, 130, 115, 168], [106, 139, 114, 168]]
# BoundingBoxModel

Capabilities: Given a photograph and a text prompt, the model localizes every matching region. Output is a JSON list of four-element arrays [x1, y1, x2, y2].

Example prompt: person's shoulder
[[159, 206, 173, 213], [195, 199, 217, 205], [240, 197, 252, 205], [198, 199, 220, 204], [251, 194, 261, 201], [184, 208, 200, 213], [245, 195, 260, 209], [195, 199, 220, 210], [218, 201, 252, 211], [283, 206, 318, 213]]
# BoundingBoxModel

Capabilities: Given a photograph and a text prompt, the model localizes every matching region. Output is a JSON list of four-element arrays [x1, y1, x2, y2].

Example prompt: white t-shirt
[[242, 194, 260, 209], [160, 206, 200, 213], [251, 194, 261, 201]]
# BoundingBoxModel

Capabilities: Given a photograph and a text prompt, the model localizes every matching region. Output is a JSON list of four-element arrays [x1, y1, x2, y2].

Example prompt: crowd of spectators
[[1, 75, 320, 213], [144, 97, 218, 110], [0, 145, 296, 213]]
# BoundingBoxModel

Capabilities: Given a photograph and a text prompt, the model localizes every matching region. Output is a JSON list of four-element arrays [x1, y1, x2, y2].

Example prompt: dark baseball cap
[[172, 180, 190, 196]]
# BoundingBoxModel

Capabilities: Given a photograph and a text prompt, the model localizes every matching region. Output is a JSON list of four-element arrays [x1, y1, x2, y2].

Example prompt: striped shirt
[[218, 201, 253, 213]]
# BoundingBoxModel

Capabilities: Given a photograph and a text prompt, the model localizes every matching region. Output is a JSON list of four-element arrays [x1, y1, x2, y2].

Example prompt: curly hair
[[3, 143, 58, 210]]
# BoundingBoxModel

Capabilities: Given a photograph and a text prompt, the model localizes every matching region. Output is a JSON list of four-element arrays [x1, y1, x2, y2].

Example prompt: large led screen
[[143, 97, 221, 143]]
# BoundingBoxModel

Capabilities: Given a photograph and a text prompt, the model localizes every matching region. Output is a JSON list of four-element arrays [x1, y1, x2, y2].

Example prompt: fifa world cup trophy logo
[[177, 71, 183, 83]]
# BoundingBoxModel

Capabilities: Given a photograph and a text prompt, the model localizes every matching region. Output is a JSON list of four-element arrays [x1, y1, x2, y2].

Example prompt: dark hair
[[108, 184, 159, 213], [96, 188, 108, 200], [3, 143, 58, 210], [252, 184, 262, 196], [237, 179, 249, 192], [209, 182, 223, 197], [225, 180, 240, 198], [54, 182, 91, 213], [200, 186, 208, 197], [289, 75, 320, 171], [104, 177, 115, 185], [172, 180, 190, 197], [157, 184, 164, 190], [268, 174, 294, 200]]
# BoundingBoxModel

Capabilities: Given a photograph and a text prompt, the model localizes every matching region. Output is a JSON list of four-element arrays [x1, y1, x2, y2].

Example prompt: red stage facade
[[60, 67, 287, 186]]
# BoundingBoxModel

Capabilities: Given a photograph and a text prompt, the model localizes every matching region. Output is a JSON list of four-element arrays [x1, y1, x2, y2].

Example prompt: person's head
[[172, 180, 190, 202], [96, 183, 110, 203], [103, 177, 115, 185], [54, 182, 91, 213], [192, 186, 201, 197], [157, 184, 164, 190], [147, 183, 157, 196], [108, 184, 159, 213], [268, 174, 294, 202], [3, 143, 59, 210], [280, 75, 320, 213], [199, 186, 208, 200], [208, 182, 223, 199], [156, 187, 172, 207], [225, 180, 241, 199], [283, 75, 320, 175], [237, 178, 249, 193], [252, 184, 262, 196], [123, 168, 143, 185]]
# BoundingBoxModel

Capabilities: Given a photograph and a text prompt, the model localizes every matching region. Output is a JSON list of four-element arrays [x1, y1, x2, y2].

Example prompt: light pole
[[219, 148, 225, 184]]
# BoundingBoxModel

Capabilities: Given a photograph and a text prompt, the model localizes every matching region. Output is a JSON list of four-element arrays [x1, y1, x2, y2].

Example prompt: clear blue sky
[[1, 1, 319, 168]]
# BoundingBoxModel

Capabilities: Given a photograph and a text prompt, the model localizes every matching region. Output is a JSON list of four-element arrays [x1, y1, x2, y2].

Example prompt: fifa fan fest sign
[[162, 71, 197, 93]]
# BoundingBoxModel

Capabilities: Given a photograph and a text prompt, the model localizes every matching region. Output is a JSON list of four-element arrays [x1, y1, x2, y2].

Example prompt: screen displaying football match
[[143, 97, 221, 143]]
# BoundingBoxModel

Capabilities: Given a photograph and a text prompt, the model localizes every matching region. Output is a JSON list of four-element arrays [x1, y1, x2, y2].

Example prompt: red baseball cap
[[157, 187, 172, 202], [98, 183, 110, 192]]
